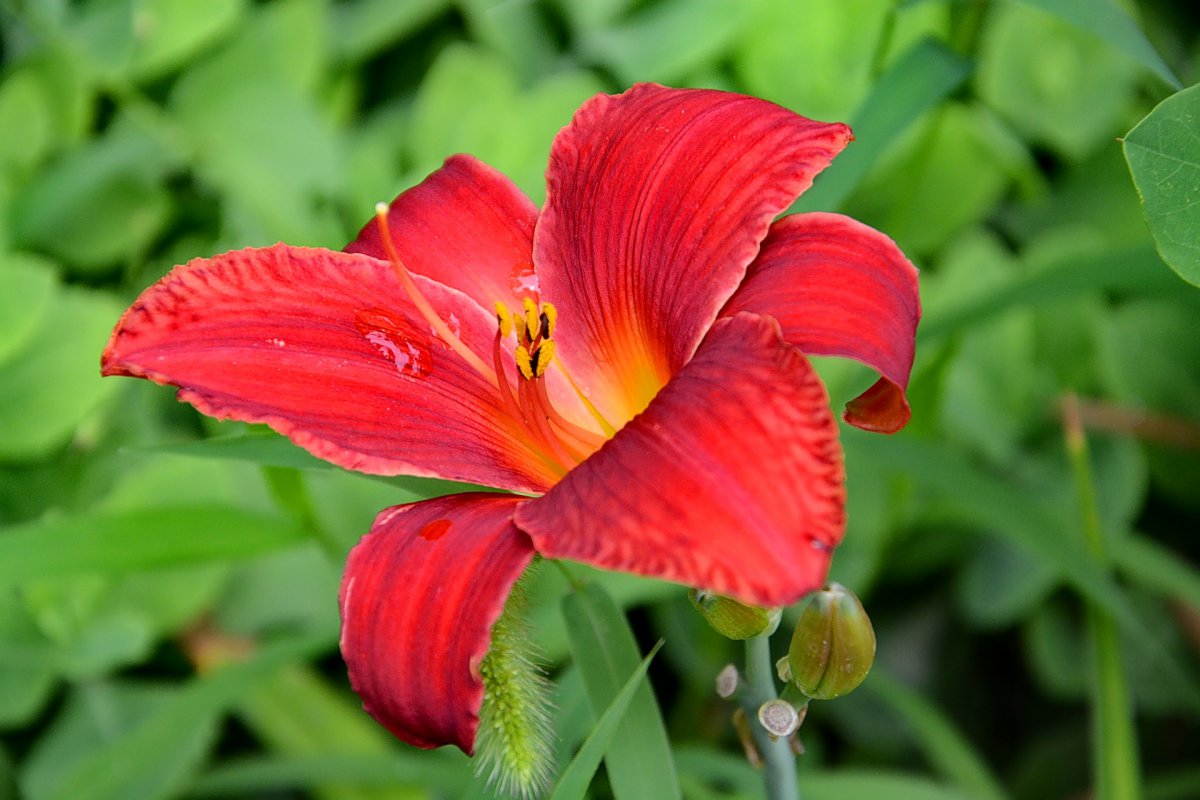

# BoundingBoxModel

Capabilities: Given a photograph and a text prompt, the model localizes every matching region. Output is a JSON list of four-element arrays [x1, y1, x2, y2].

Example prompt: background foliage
[[1, 0, 1198, 798]]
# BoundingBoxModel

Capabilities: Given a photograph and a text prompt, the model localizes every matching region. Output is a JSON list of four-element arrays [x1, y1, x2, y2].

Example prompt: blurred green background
[[1, 0, 1199, 798]]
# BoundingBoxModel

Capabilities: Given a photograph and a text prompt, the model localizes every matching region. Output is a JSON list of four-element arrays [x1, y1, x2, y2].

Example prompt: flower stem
[[1062, 394, 1142, 800], [738, 632, 799, 800]]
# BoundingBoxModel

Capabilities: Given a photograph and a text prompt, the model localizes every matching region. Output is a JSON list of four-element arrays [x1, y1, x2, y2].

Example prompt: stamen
[[533, 378, 607, 452], [551, 353, 617, 437], [519, 380, 584, 467], [531, 340, 554, 378], [496, 302, 514, 340], [540, 303, 557, 339], [372, 204, 497, 386], [515, 346, 534, 380], [522, 298, 539, 343]]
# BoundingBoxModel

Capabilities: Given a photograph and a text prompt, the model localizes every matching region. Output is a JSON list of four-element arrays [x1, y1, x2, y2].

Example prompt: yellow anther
[[495, 302, 513, 339], [541, 302, 557, 339], [522, 298, 539, 342], [515, 345, 534, 380], [533, 340, 555, 377]]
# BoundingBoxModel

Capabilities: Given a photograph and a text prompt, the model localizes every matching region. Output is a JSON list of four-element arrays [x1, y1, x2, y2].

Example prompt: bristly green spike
[[475, 569, 555, 799]]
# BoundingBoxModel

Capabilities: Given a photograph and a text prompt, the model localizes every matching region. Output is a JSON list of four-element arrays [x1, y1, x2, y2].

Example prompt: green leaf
[[1115, 535, 1200, 611], [801, 771, 978, 800], [130, 0, 246, 81], [331, 0, 450, 62], [578, 0, 752, 86], [1011, 0, 1180, 89], [0, 287, 120, 459], [234, 663, 424, 800], [561, 582, 681, 800], [0, 506, 307, 586], [28, 634, 329, 800], [0, 68, 56, 173], [977, 1, 1142, 159], [550, 641, 663, 800], [187, 754, 469, 797], [1124, 83, 1200, 287], [0, 252, 58, 366], [866, 671, 1007, 800], [792, 38, 971, 212]]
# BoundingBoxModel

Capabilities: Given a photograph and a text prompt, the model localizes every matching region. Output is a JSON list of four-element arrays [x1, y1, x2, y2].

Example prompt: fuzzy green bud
[[689, 589, 780, 640], [787, 583, 875, 700]]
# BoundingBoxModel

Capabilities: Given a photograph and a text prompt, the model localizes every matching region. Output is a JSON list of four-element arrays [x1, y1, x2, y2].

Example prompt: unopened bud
[[787, 583, 875, 700], [690, 589, 780, 640], [758, 699, 800, 737], [715, 664, 739, 698]]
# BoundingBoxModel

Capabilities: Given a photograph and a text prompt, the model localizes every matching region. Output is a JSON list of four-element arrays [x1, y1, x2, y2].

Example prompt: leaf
[[977, 1, 1143, 159], [549, 641, 664, 800], [28, 634, 329, 800], [0, 506, 308, 586], [792, 38, 971, 212], [561, 582, 681, 800], [1123, 82, 1200, 287], [1011, 0, 1180, 89], [866, 671, 1007, 800], [130, 0, 246, 81], [0, 252, 57, 366], [187, 754, 469, 797], [0, 287, 120, 459], [577, 0, 752, 87], [330, 0, 450, 62]]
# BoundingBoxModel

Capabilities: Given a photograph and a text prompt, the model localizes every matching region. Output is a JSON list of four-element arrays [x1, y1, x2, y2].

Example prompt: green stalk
[[1062, 395, 1142, 800], [738, 633, 799, 800]]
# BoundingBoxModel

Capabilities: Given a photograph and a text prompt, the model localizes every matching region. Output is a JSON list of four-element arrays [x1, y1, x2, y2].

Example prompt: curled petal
[[535, 83, 853, 425], [723, 212, 921, 433], [346, 154, 540, 311], [102, 245, 560, 492], [515, 312, 845, 607], [340, 493, 533, 753]]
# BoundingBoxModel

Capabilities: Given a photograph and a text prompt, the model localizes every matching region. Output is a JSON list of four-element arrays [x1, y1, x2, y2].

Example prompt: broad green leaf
[[213, 546, 342, 636], [735, 0, 902, 123], [1097, 297, 1200, 511], [977, 1, 1142, 159], [11, 122, 178, 272], [1011, 0, 1180, 89], [866, 671, 1007, 800], [562, 582, 681, 800], [550, 641, 663, 800], [0, 506, 307, 586], [552, 0, 636, 32], [457, 0, 556, 81], [792, 38, 971, 212], [1116, 535, 1200, 611], [801, 772, 977, 800], [27, 633, 329, 800], [0, 287, 120, 459], [331, 0, 450, 62], [1124, 82, 1200, 287], [957, 536, 1057, 629], [0, 252, 58, 366], [235, 663, 423, 800], [130, 0, 246, 81], [0, 69, 55, 173], [187, 753, 470, 797], [578, 0, 752, 86], [845, 103, 1013, 257]]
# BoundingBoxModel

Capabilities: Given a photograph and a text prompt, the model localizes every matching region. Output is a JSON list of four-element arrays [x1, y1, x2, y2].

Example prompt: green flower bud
[[787, 583, 875, 700], [690, 589, 780, 640]]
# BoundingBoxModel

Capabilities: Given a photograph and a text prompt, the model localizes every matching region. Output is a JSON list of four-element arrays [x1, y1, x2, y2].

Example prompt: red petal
[[514, 312, 845, 607], [101, 245, 558, 492], [339, 493, 533, 753], [723, 213, 921, 433], [535, 83, 853, 426], [346, 154, 540, 310]]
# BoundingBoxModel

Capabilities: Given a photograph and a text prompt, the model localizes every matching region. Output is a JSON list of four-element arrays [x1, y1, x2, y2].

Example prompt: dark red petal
[[534, 83, 853, 426], [346, 154, 540, 310], [723, 212, 921, 433], [340, 493, 534, 753], [514, 312, 845, 608], [101, 245, 559, 492]]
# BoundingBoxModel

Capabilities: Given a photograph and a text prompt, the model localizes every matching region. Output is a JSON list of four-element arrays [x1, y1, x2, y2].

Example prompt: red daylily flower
[[101, 84, 919, 754]]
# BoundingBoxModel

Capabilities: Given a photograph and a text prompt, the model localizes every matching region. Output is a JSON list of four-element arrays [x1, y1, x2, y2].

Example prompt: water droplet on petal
[[429, 311, 462, 349], [419, 518, 451, 541], [355, 308, 432, 379], [509, 262, 539, 300]]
